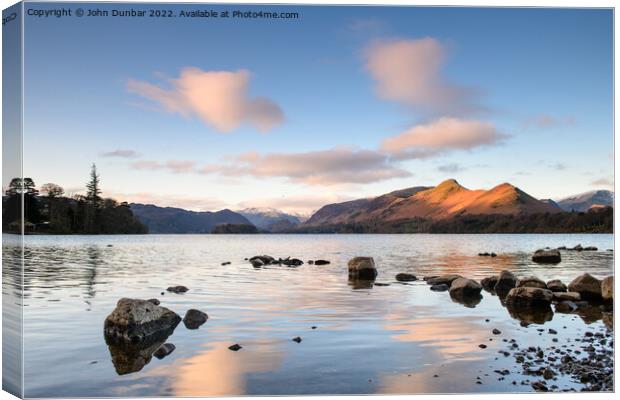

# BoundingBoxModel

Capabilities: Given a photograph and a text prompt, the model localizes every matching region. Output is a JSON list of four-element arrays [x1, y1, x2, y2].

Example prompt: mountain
[[305, 179, 561, 227], [130, 203, 253, 233], [237, 207, 302, 231], [556, 190, 614, 212], [540, 198, 562, 210]]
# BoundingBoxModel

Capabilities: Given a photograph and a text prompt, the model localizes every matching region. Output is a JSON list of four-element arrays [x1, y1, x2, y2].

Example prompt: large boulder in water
[[347, 257, 377, 280], [104, 298, 181, 344], [601, 276, 613, 302], [395, 273, 417, 282], [532, 249, 561, 264], [449, 278, 482, 298], [517, 276, 547, 289], [567, 273, 602, 300], [494, 270, 517, 298], [183, 309, 208, 330], [505, 287, 553, 308], [480, 276, 498, 292]]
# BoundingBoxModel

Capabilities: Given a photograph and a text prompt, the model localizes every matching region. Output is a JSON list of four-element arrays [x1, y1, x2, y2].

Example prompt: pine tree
[[86, 164, 102, 208]]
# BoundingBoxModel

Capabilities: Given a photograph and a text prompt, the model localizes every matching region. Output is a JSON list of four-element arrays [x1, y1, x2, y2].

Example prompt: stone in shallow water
[[494, 270, 517, 298], [430, 284, 449, 292], [347, 257, 377, 280], [426, 274, 462, 287], [314, 259, 330, 265], [517, 276, 547, 289], [546, 279, 567, 292], [228, 344, 242, 351], [553, 292, 581, 302], [166, 286, 189, 294], [601, 276, 613, 301], [183, 309, 208, 330], [505, 287, 553, 308], [395, 273, 417, 282], [481, 276, 498, 292], [568, 273, 602, 300], [104, 298, 181, 344], [531, 249, 561, 264], [449, 278, 482, 299], [153, 343, 175, 359]]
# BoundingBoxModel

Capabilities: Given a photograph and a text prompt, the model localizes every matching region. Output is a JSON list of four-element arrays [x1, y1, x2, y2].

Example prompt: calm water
[[2, 234, 614, 397]]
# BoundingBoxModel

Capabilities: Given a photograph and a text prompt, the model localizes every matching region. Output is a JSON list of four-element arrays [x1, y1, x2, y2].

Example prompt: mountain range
[[129, 181, 613, 233]]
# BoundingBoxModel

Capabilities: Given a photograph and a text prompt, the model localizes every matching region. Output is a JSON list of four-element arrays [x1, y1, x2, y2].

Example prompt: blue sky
[[21, 4, 613, 213]]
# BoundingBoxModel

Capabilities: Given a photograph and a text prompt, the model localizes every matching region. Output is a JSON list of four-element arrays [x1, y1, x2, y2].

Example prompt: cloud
[[381, 117, 507, 160], [130, 160, 196, 174], [200, 147, 412, 185], [364, 38, 480, 115], [524, 114, 576, 129], [591, 178, 613, 186], [100, 149, 140, 158], [127, 68, 284, 132], [437, 163, 465, 173]]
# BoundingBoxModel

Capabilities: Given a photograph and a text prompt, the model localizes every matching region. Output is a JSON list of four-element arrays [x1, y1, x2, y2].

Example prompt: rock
[[251, 259, 264, 268], [282, 257, 303, 266], [307, 260, 314, 265], [292, 336, 302, 343], [601, 276, 613, 301], [573, 244, 583, 251], [517, 276, 547, 289], [426, 274, 462, 287], [531, 381, 548, 392], [479, 344, 487, 349], [478, 252, 491, 256], [374, 282, 390, 286], [250, 255, 275, 265], [430, 284, 449, 292], [494, 270, 518, 298], [153, 343, 175, 359], [395, 273, 417, 282], [104, 298, 181, 344], [183, 309, 208, 330], [492, 328, 501, 335], [552, 292, 581, 302], [105, 335, 166, 375], [423, 275, 438, 281], [481, 276, 498, 292], [221, 261, 231, 266], [166, 286, 189, 294], [347, 257, 377, 280], [449, 278, 482, 298], [505, 287, 554, 308], [567, 273, 602, 300], [314, 259, 330, 265], [147, 299, 160, 305], [583, 246, 598, 251], [546, 280, 567, 292], [228, 344, 242, 351], [491, 253, 497, 257], [542, 368, 555, 380], [555, 301, 578, 313], [532, 249, 561, 264]]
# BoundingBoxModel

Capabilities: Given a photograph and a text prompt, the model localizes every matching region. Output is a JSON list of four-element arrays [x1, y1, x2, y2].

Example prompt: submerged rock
[[153, 343, 175, 359], [601, 276, 613, 301], [395, 273, 417, 282], [430, 284, 449, 292], [104, 298, 181, 344], [282, 258, 304, 266], [147, 298, 160, 305], [532, 249, 561, 264], [546, 279, 567, 292], [250, 255, 276, 267], [183, 309, 208, 330], [494, 270, 518, 298], [505, 287, 554, 308], [166, 286, 189, 294], [552, 291, 581, 302], [568, 273, 602, 300], [555, 301, 578, 313], [347, 257, 377, 280], [517, 276, 547, 289], [314, 259, 330, 265], [426, 274, 462, 287]]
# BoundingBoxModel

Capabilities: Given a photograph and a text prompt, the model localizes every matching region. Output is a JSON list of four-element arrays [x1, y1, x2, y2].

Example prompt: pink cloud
[[200, 147, 412, 185], [381, 117, 506, 159], [364, 38, 480, 115], [130, 160, 196, 174], [127, 68, 284, 132]]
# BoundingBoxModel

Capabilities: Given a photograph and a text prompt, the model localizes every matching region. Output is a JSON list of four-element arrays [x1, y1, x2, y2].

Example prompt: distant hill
[[557, 190, 614, 212], [130, 203, 253, 233], [305, 179, 560, 227], [237, 207, 302, 231]]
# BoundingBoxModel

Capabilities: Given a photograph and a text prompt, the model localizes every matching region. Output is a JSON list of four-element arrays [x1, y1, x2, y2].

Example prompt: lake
[[2, 233, 614, 397]]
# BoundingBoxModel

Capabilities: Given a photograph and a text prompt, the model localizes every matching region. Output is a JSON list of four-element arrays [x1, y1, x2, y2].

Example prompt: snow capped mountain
[[556, 190, 614, 212], [237, 208, 303, 230]]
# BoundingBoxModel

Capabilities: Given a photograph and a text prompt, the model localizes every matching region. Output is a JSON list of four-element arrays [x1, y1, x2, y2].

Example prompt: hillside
[[305, 179, 562, 227], [557, 190, 614, 212], [237, 207, 302, 231], [130, 203, 252, 234]]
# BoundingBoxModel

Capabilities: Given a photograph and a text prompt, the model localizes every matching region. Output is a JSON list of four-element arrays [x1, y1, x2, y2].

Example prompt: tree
[[5, 177, 38, 196], [40, 183, 64, 198], [86, 164, 102, 208]]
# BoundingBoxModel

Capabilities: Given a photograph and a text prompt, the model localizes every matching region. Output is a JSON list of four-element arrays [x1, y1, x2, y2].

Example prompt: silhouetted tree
[[86, 164, 102, 208]]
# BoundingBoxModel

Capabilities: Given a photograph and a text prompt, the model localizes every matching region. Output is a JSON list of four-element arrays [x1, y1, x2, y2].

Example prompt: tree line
[[2, 164, 148, 234]]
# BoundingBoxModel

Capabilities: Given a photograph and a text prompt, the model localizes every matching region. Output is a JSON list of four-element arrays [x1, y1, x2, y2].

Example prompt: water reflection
[[506, 304, 554, 325]]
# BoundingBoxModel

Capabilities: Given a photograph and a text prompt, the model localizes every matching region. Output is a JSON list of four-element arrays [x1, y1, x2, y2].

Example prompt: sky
[[19, 3, 613, 214]]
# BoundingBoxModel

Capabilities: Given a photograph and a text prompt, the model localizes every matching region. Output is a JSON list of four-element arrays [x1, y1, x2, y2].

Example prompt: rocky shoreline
[[102, 246, 614, 392]]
